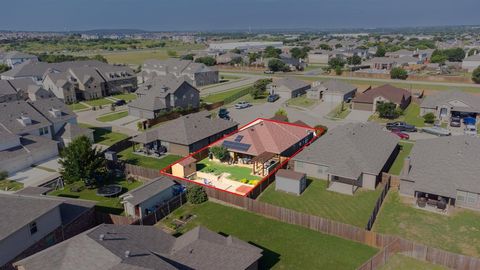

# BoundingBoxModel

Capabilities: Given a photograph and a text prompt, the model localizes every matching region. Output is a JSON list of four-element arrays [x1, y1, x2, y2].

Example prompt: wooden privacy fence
[[124, 163, 162, 179], [204, 188, 480, 270], [365, 178, 390, 231]]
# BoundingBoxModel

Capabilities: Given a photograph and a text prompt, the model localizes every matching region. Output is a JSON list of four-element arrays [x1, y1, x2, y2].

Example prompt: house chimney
[[402, 157, 411, 175]]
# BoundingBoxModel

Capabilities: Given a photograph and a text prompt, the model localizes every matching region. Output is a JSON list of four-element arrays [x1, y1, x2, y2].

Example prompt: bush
[[69, 182, 85, 193], [423, 112, 436, 124], [472, 66, 480, 84], [209, 146, 229, 161], [377, 102, 401, 119], [268, 59, 286, 72], [314, 124, 328, 134], [0, 171, 8, 180], [186, 185, 208, 204], [390, 67, 408, 80]]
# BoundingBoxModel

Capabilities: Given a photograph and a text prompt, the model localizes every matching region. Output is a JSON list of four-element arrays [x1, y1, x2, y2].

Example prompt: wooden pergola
[[251, 151, 277, 176]]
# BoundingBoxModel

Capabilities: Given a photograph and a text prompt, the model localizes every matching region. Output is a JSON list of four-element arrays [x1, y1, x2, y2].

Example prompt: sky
[[3, 0, 480, 32]]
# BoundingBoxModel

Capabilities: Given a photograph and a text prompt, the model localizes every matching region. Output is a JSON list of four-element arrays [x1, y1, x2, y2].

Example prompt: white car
[[234, 101, 251, 109], [464, 125, 477, 136], [422, 126, 451, 136]]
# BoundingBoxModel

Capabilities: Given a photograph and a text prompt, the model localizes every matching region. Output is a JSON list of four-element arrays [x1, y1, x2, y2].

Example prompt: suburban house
[[461, 53, 480, 72], [385, 49, 414, 58], [352, 84, 412, 112], [120, 176, 180, 219], [1, 60, 137, 101], [307, 50, 331, 64], [0, 194, 95, 268], [292, 123, 400, 195], [420, 90, 480, 121], [400, 136, 480, 211], [131, 111, 238, 156], [0, 51, 38, 68], [128, 76, 200, 120], [308, 80, 357, 103], [364, 57, 397, 70], [141, 59, 219, 87], [0, 98, 86, 174], [14, 224, 263, 270], [267, 77, 311, 99], [0, 80, 23, 103]]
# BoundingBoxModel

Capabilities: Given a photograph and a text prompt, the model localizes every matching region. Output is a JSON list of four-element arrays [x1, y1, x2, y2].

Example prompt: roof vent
[[124, 250, 131, 258], [99, 234, 105, 241], [49, 108, 62, 118], [18, 115, 32, 126]]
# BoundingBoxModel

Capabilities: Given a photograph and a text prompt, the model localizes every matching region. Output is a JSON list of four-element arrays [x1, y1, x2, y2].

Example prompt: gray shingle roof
[[463, 53, 480, 61], [29, 97, 76, 126], [56, 123, 94, 140], [0, 194, 61, 242], [0, 134, 58, 160], [0, 100, 51, 134], [421, 91, 480, 112], [132, 112, 238, 146], [270, 77, 310, 92], [0, 80, 17, 96], [294, 123, 399, 179], [312, 80, 357, 95], [122, 176, 177, 206], [15, 224, 262, 270], [403, 136, 480, 198]]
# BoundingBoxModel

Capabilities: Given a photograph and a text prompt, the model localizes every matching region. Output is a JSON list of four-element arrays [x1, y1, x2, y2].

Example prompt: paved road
[[199, 78, 257, 96]]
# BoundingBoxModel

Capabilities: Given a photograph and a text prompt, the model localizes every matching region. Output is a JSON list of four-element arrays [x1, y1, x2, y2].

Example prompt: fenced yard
[[156, 201, 378, 270], [118, 147, 182, 170], [197, 158, 262, 182], [388, 142, 414, 175], [259, 179, 382, 227], [79, 123, 129, 146]]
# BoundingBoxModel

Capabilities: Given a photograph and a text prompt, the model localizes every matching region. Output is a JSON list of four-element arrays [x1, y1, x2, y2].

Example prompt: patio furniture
[[437, 198, 447, 210], [417, 197, 427, 208], [427, 199, 438, 207]]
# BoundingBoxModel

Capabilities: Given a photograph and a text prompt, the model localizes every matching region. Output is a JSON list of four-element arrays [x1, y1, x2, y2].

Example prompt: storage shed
[[172, 156, 197, 178], [275, 169, 307, 195]]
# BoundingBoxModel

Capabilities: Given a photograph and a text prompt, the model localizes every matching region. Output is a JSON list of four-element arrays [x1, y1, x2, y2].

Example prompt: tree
[[0, 64, 10, 73], [468, 49, 477, 57], [290, 47, 310, 59], [423, 112, 436, 124], [59, 136, 105, 185], [431, 48, 466, 62], [181, 54, 195, 60], [275, 108, 288, 122], [248, 52, 260, 65], [209, 146, 229, 161], [375, 46, 386, 57], [250, 78, 272, 98], [376, 102, 401, 119], [328, 57, 345, 71], [0, 171, 7, 180], [472, 66, 480, 84], [430, 54, 447, 64], [186, 185, 208, 204], [264, 46, 281, 58], [268, 59, 286, 72], [390, 67, 408, 80], [230, 48, 242, 54], [334, 66, 343, 75], [318, 44, 332, 51], [335, 43, 343, 49], [194, 56, 216, 66], [347, 55, 362, 65], [230, 56, 243, 65]]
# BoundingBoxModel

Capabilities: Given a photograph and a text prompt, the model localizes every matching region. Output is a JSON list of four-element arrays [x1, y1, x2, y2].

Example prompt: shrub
[[69, 182, 85, 192], [248, 180, 259, 185], [314, 124, 328, 134], [186, 185, 208, 204], [423, 112, 436, 124], [209, 146, 229, 161], [390, 67, 408, 80], [0, 171, 8, 180], [240, 178, 248, 184], [472, 66, 480, 84], [377, 102, 401, 119]]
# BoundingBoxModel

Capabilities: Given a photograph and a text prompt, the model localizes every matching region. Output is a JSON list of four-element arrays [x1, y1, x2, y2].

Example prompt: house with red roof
[[352, 84, 412, 112]]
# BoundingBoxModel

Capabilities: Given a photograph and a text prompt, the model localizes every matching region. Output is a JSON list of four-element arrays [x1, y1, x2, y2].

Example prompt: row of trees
[[38, 54, 108, 63], [430, 48, 466, 64]]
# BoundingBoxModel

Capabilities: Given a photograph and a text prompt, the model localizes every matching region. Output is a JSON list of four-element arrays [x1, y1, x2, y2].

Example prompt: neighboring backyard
[[197, 158, 262, 182], [374, 191, 480, 257], [118, 147, 182, 170], [79, 123, 129, 146], [157, 201, 378, 270], [286, 96, 318, 108], [388, 141, 414, 175], [48, 177, 142, 215], [259, 179, 382, 227], [378, 254, 447, 270], [96, 111, 129, 122], [202, 86, 251, 104]]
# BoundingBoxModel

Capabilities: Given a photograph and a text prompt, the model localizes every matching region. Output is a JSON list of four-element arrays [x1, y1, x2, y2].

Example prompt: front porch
[[414, 191, 451, 215]]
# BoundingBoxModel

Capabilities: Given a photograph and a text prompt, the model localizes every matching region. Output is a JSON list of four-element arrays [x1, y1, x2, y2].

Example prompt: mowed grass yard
[[78, 123, 129, 146], [259, 179, 382, 227], [374, 191, 480, 257], [197, 158, 262, 181], [286, 96, 318, 108], [84, 98, 114, 107], [48, 178, 142, 215], [102, 45, 205, 65], [378, 254, 447, 270], [67, 102, 89, 111], [111, 93, 137, 102], [388, 141, 414, 175], [96, 111, 129, 122], [202, 86, 251, 104], [157, 201, 378, 270], [369, 103, 426, 127], [118, 147, 182, 170]]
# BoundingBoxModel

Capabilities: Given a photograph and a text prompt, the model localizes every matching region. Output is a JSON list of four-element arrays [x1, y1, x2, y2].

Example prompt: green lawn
[[388, 142, 414, 175], [157, 201, 378, 270], [326, 103, 351, 119], [378, 254, 447, 270], [118, 147, 182, 170], [369, 103, 426, 127], [78, 123, 129, 146], [84, 98, 114, 107], [96, 111, 129, 122], [67, 102, 89, 111], [111, 93, 137, 102], [48, 178, 142, 215], [0, 179, 24, 191], [202, 86, 251, 104], [197, 158, 261, 181], [286, 96, 318, 108], [259, 179, 382, 227], [374, 191, 480, 257]]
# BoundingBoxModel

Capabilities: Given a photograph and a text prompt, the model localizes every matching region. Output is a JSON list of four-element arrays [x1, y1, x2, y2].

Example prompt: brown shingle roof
[[352, 84, 411, 104]]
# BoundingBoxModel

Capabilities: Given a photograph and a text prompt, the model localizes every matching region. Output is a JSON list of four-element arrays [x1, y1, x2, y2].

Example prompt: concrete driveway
[[9, 158, 61, 187], [345, 110, 373, 122]]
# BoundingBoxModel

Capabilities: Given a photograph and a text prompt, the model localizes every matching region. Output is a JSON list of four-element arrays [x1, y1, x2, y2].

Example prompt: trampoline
[[96, 184, 123, 197]]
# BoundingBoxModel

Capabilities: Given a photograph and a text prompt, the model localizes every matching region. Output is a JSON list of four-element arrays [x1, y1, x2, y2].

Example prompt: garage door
[[324, 94, 342, 104]]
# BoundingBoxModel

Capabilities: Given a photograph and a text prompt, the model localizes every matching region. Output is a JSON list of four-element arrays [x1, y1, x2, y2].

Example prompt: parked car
[[450, 117, 461, 127], [218, 108, 230, 120], [267, 94, 280, 103], [464, 125, 477, 136], [386, 122, 417, 132], [234, 101, 251, 109], [391, 129, 410, 140], [422, 126, 451, 136], [114, 99, 126, 106]]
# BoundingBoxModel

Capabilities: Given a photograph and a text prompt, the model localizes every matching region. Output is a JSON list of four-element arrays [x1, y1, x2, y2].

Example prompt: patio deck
[[193, 171, 253, 196]]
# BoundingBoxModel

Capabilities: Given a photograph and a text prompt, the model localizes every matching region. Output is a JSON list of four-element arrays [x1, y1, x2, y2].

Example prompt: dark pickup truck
[[386, 122, 417, 132]]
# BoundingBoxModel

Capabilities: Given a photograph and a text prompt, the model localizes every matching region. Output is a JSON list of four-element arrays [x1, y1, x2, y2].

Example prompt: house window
[[39, 127, 49, 135], [29, 222, 38, 235], [467, 192, 478, 205], [456, 191, 467, 203]]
